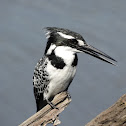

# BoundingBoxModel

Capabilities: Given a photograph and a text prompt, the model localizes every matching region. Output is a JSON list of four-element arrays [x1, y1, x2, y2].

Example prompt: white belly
[[44, 60, 76, 99]]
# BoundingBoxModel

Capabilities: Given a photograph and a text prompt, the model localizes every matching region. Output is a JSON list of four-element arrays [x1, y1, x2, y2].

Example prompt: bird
[[33, 27, 116, 112]]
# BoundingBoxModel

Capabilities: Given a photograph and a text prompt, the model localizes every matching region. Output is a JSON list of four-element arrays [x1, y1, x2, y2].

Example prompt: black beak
[[78, 44, 117, 65]]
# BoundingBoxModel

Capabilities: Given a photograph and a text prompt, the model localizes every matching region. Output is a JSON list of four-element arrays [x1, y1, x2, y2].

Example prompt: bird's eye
[[68, 39, 78, 45]]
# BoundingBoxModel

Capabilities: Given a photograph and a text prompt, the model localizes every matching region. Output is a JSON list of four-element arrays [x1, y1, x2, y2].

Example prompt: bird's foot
[[46, 99, 59, 110], [66, 91, 71, 100]]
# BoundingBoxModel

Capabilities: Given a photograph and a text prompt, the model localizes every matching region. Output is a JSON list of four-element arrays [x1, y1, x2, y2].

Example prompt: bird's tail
[[36, 98, 47, 112], [36, 94, 47, 112], [34, 87, 48, 112]]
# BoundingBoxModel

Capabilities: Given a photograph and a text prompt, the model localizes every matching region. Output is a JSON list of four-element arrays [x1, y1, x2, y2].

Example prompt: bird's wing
[[33, 56, 50, 111]]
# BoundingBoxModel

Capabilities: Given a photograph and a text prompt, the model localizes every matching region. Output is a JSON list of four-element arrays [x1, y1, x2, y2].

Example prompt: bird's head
[[44, 27, 116, 65]]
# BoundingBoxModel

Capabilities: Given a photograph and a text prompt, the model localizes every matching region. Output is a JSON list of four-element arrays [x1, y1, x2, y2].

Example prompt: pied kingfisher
[[33, 27, 116, 112]]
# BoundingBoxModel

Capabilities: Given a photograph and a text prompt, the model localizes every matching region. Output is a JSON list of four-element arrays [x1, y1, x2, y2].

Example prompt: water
[[0, 0, 126, 125]]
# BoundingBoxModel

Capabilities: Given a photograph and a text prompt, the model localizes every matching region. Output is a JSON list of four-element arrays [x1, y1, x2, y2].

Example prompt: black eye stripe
[[68, 39, 78, 44]]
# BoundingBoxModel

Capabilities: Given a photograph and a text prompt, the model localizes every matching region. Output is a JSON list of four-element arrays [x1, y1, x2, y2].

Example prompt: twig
[[85, 94, 126, 126], [19, 91, 126, 126], [19, 91, 71, 126]]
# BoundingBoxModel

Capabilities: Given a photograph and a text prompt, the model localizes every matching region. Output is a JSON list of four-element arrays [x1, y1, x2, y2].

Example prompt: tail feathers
[[35, 96, 54, 112], [34, 87, 48, 112], [35, 92, 47, 112], [36, 98, 47, 112]]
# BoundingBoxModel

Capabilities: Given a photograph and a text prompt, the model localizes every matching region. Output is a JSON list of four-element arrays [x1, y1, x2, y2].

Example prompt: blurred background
[[0, 0, 125, 125]]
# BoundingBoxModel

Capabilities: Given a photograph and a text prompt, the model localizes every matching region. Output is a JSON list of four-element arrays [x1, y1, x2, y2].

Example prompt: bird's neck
[[46, 46, 78, 67], [54, 46, 77, 65]]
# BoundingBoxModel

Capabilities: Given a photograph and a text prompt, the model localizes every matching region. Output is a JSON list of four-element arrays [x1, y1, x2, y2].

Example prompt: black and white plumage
[[33, 27, 116, 112]]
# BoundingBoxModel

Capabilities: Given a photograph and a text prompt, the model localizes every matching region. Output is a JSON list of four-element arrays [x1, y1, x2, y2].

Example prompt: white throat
[[54, 46, 76, 65]]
